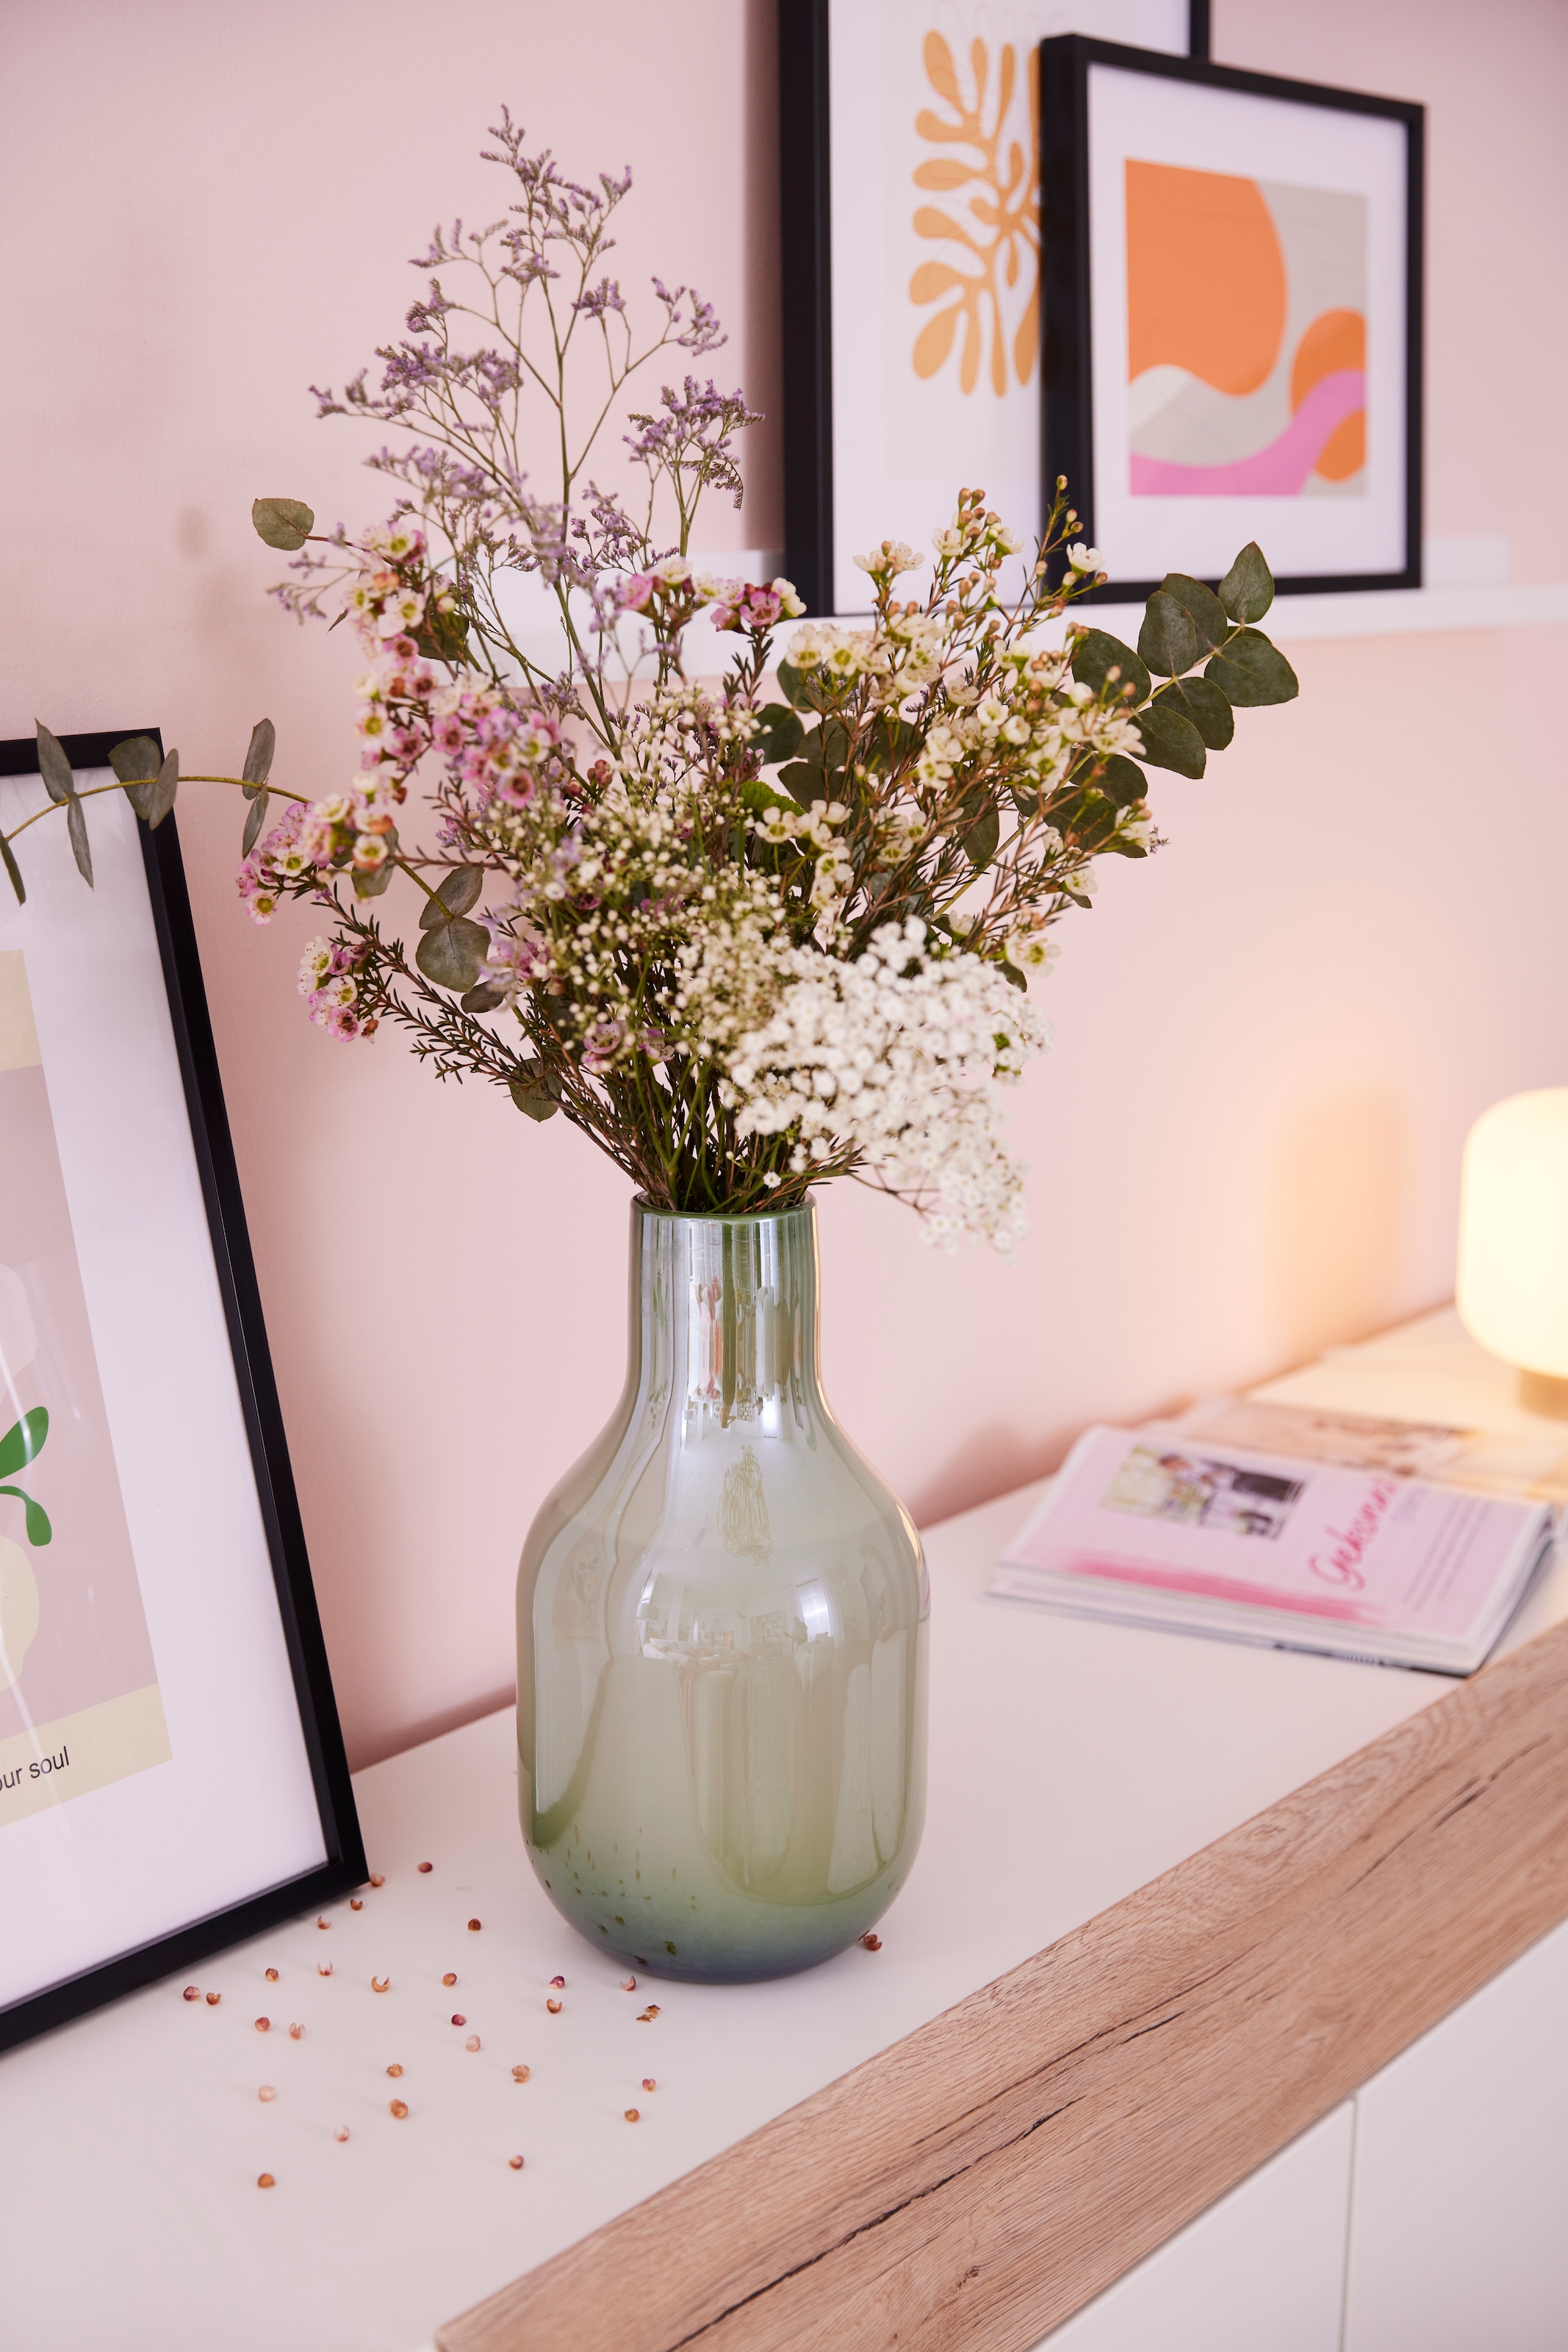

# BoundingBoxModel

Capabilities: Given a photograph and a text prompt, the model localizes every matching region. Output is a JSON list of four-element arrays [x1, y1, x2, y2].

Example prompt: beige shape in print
[[0, 1535, 40, 1692], [0, 1263, 39, 1389]]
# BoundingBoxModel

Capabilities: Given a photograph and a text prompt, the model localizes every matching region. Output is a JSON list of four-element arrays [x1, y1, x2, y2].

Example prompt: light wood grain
[[439, 1619, 1568, 2352]]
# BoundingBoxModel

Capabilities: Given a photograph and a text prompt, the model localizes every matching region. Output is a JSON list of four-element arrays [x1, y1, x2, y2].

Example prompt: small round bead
[[182, 1987, 199, 2002], [259, 2086, 276, 2103], [264, 1968, 279, 1983], [256, 2173, 275, 2190], [317, 1917, 330, 1930], [508, 2154, 525, 2170], [549, 1974, 566, 1989], [641, 2078, 656, 2093], [318, 1964, 334, 1978], [289, 2023, 303, 2040], [349, 1898, 363, 1912], [624, 2108, 641, 2123], [254, 2018, 270, 2033], [467, 1918, 481, 1932], [619, 1976, 636, 1992], [466, 2035, 481, 2052], [417, 1862, 433, 1874], [442, 1973, 458, 1987], [205, 1992, 221, 2007], [450, 2013, 466, 2027], [388, 2099, 409, 2119], [368, 1874, 385, 1888], [386, 2064, 403, 2078], [334, 2127, 350, 2143], [546, 1998, 562, 2015], [372, 1976, 390, 1993], [511, 2065, 531, 2084]]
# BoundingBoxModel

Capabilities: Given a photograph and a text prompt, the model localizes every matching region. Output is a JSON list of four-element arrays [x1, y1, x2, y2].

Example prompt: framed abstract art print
[[778, 0, 1204, 617], [0, 731, 363, 2053], [1039, 38, 1424, 598]]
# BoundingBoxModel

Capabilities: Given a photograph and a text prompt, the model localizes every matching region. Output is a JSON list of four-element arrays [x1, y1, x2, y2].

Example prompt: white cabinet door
[[1342, 1912, 1568, 2352], [1032, 2103, 1354, 2352]]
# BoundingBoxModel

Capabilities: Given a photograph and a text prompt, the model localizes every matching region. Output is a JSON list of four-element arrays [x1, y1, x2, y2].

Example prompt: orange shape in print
[[1126, 162, 1286, 395], [1291, 307, 1366, 481], [910, 32, 1038, 397]]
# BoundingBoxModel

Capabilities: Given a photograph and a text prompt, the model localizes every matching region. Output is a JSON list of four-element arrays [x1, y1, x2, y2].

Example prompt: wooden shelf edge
[[438, 1618, 1568, 2352]]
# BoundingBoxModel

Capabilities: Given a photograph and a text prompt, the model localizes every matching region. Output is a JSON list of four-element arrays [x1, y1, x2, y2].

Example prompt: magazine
[[1152, 1394, 1568, 1510], [992, 1425, 1556, 1673]]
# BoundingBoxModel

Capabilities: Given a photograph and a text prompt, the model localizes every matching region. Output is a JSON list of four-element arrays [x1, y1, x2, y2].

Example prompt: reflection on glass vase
[[517, 1197, 928, 1983]]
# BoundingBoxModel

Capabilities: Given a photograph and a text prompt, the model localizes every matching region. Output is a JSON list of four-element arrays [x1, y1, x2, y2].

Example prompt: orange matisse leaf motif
[[907, 29, 1040, 398]]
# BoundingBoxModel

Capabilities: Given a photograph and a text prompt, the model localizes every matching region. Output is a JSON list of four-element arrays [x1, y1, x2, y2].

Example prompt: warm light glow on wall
[[1456, 1089, 1568, 1378]]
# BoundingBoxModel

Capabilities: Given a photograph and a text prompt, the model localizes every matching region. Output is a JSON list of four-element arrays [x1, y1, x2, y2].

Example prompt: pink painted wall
[[4, 1, 1565, 1766]]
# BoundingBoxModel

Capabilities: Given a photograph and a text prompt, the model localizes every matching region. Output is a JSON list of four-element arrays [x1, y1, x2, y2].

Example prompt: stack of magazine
[[992, 1398, 1564, 1674]]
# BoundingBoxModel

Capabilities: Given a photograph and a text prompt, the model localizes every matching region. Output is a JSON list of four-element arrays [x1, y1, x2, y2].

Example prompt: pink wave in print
[[1130, 370, 1365, 497]]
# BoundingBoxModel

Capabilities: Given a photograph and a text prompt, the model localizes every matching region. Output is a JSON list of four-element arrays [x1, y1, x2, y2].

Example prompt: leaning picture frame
[[0, 729, 364, 2053], [1039, 37, 1424, 600], [778, 0, 1201, 617]]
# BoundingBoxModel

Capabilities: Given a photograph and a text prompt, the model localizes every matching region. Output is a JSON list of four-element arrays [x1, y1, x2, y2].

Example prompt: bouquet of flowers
[[21, 114, 1298, 1251]]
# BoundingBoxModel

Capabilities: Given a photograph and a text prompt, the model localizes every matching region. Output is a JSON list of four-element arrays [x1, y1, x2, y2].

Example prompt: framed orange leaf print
[[778, 0, 1194, 617]]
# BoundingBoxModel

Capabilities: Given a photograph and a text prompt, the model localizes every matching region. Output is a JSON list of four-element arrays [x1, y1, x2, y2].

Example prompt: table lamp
[[1456, 1088, 1568, 1416]]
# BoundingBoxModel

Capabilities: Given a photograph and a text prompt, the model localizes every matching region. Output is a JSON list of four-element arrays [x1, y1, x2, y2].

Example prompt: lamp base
[[1518, 1367, 1568, 1419]]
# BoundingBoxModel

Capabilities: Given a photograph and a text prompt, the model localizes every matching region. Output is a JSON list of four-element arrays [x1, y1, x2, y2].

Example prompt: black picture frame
[[0, 729, 364, 2054], [1039, 37, 1424, 603], [777, 1, 1211, 615]]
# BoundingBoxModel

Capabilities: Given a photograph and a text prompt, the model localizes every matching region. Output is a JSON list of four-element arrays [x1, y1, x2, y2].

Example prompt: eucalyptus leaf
[[0, 833, 24, 907], [109, 735, 162, 819], [1157, 573, 1229, 654], [1131, 699, 1206, 778], [353, 856, 397, 899], [1070, 628, 1150, 710], [415, 913, 489, 991], [509, 1067, 561, 1122], [252, 496, 315, 551], [774, 760, 816, 810], [0, 1485, 51, 1546], [752, 702, 805, 767], [66, 795, 94, 887], [415, 606, 470, 664], [35, 723, 74, 806], [417, 867, 485, 928], [0, 1409, 47, 1480], [1204, 629, 1299, 708], [1218, 542, 1274, 624], [958, 792, 1000, 872], [996, 957, 1028, 992], [776, 659, 808, 709], [241, 790, 270, 857], [1152, 675, 1234, 750], [1097, 753, 1149, 808], [242, 718, 276, 793], [145, 750, 179, 829], [1137, 590, 1199, 678], [460, 979, 508, 1014]]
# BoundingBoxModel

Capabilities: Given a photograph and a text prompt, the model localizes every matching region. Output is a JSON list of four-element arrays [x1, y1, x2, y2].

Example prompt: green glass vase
[[517, 1197, 928, 1982]]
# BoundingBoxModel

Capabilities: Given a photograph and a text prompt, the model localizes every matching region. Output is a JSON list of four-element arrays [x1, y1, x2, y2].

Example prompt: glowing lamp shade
[[1457, 1089, 1568, 1397]]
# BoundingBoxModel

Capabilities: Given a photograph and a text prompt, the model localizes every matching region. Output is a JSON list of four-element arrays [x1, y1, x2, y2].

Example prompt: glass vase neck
[[628, 1198, 820, 1435]]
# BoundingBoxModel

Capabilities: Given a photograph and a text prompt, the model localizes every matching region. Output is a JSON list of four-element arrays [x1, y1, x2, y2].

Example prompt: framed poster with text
[[1039, 37, 1423, 598], [0, 731, 363, 2053], [778, 0, 1200, 617]]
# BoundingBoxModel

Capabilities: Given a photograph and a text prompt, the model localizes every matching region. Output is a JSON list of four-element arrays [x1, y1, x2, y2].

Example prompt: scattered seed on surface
[[450, 2013, 467, 2027], [369, 1874, 386, 1888], [417, 1862, 433, 1874], [258, 2087, 276, 2103], [372, 1976, 390, 1993], [466, 2035, 481, 2052], [546, 1998, 562, 2015], [265, 1968, 279, 1983], [317, 1964, 334, 1978], [508, 2155, 525, 2170], [860, 1933, 882, 1952], [206, 1993, 221, 2007], [619, 1976, 636, 1992], [334, 2127, 350, 2143], [636, 2006, 660, 2022], [289, 2024, 303, 2040], [388, 2099, 409, 2119], [257, 2173, 276, 2190], [254, 2018, 270, 2033], [182, 1987, 199, 2002], [511, 2065, 531, 2084], [386, 2064, 403, 2078], [442, 1973, 458, 1987], [624, 2108, 641, 2123], [350, 1899, 363, 1912], [467, 1918, 481, 1932], [549, 1974, 566, 1988], [317, 1917, 330, 1930], [641, 2078, 656, 2093]]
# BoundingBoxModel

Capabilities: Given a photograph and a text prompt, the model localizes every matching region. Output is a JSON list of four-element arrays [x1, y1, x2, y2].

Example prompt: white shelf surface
[[4, 1311, 1566, 2351]]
